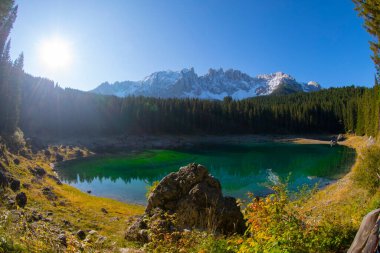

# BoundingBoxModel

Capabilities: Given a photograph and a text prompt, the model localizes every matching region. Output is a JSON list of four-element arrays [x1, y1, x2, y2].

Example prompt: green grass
[[354, 145, 380, 192], [0, 144, 144, 252], [0, 135, 377, 252]]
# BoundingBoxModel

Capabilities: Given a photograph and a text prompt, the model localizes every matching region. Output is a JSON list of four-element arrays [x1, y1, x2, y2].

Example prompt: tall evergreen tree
[[353, 0, 380, 77], [0, 0, 21, 135], [353, 0, 380, 135]]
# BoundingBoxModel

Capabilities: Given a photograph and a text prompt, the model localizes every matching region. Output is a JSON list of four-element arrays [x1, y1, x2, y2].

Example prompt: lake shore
[[300, 135, 375, 229], [36, 133, 341, 154], [8, 133, 363, 251]]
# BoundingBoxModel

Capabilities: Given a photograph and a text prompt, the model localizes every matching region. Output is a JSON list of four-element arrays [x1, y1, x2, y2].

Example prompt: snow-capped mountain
[[91, 68, 321, 100]]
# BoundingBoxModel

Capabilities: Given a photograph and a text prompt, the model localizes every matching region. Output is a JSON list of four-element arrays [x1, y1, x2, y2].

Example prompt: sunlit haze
[[39, 36, 73, 71], [10, 0, 375, 90]]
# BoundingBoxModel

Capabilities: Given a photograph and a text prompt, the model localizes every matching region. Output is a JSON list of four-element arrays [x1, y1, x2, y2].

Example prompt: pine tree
[[353, 0, 380, 77], [353, 0, 380, 137], [0, 1, 20, 135]]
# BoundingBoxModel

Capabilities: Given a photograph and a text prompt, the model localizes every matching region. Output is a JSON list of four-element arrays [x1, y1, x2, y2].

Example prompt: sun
[[39, 37, 73, 70]]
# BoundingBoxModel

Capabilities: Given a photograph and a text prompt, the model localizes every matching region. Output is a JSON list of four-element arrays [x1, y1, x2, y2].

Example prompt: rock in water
[[126, 164, 245, 242]]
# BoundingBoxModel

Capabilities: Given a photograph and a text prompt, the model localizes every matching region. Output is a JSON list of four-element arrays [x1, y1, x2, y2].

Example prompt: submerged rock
[[126, 164, 245, 242]]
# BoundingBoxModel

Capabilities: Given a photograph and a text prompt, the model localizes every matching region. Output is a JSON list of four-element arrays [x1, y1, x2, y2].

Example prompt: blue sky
[[10, 0, 375, 91]]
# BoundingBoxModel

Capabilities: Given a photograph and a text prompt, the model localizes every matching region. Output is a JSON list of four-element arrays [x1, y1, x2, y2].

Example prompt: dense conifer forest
[[19, 74, 380, 138], [0, 0, 378, 140]]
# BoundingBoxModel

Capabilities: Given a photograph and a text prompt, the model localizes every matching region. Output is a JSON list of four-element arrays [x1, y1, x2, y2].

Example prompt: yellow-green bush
[[354, 145, 380, 192], [0, 235, 23, 253], [146, 180, 160, 199], [228, 182, 356, 253]]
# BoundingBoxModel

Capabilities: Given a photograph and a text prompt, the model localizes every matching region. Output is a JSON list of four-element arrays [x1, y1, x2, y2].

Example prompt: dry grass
[[301, 135, 379, 228], [1, 134, 377, 252], [0, 144, 144, 252]]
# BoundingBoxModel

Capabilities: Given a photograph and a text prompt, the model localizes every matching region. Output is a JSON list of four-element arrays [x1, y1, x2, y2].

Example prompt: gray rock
[[47, 174, 62, 185], [27, 210, 43, 222], [9, 178, 20, 192], [126, 164, 245, 242], [22, 183, 30, 189], [42, 187, 58, 201], [75, 150, 84, 158], [16, 192, 27, 208], [19, 149, 31, 160], [77, 230, 86, 240], [88, 230, 97, 235], [13, 159, 20, 165], [96, 236, 107, 244], [0, 171, 8, 189], [30, 166, 46, 177], [43, 217, 53, 222], [62, 220, 71, 226], [125, 217, 148, 242], [55, 154, 64, 162], [58, 233, 67, 247], [348, 208, 380, 253], [6, 198, 15, 208]]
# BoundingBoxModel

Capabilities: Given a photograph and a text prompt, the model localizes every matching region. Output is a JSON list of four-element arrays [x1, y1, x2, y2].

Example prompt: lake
[[56, 142, 356, 205]]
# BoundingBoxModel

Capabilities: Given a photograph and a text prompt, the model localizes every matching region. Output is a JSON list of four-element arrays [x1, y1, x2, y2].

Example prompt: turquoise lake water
[[56, 142, 356, 205]]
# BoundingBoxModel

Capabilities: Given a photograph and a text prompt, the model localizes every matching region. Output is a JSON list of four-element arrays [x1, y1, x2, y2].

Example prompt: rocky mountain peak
[[91, 68, 322, 99]]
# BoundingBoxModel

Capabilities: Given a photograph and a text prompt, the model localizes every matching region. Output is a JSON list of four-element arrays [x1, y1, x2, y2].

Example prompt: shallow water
[[56, 142, 356, 205]]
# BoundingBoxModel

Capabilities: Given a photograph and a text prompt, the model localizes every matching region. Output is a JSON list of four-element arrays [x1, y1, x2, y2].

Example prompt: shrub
[[146, 180, 160, 199], [229, 179, 355, 253], [3, 128, 26, 152], [0, 235, 23, 253], [354, 145, 380, 192], [144, 229, 232, 253]]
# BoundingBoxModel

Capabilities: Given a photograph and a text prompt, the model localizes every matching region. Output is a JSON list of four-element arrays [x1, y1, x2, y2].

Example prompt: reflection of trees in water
[[57, 145, 356, 188], [59, 168, 173, 185]]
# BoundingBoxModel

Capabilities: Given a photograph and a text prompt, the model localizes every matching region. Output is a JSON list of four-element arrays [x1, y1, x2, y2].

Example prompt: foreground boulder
[[348, 208, 380, 253], [126, 164, 245, 242]]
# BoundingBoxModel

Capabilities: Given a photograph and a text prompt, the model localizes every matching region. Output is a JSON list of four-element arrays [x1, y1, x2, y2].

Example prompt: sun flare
[[39, 37, 72, 70]]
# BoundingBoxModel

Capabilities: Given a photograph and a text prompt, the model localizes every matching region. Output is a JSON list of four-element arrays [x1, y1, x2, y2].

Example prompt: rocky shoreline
[[30, 134, 338, 155]]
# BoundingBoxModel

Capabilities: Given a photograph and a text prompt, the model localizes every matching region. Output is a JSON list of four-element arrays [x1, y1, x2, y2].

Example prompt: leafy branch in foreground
[[229, 178, 355, 253]]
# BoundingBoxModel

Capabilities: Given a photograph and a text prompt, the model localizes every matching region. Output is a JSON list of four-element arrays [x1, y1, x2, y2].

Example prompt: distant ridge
[[91, 68, 321, 100]]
